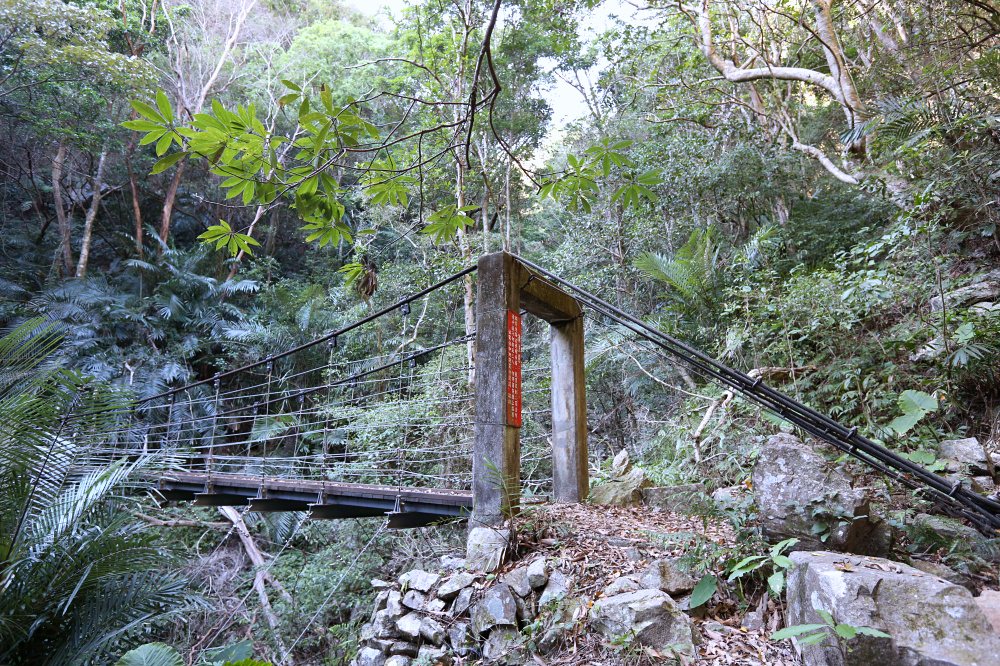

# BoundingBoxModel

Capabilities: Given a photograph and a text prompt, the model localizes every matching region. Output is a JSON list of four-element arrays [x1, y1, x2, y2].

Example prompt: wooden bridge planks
[[156, 471, 472, 525]]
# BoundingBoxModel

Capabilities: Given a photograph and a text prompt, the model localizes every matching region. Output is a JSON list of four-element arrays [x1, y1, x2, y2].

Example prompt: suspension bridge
[[118, 253, 1000, 537]]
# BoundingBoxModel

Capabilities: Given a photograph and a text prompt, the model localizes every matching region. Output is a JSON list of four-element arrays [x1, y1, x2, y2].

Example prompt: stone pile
[[352, 553, 700, 665]]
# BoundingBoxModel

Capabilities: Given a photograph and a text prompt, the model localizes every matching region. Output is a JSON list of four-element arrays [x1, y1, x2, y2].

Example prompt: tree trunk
[[75, 149, 107, 278], [811, 0, 865, 134], [128, 161, 144, 258], [158, 160, 186, 252], [219, 506, 293, 663], [52, 141, 73, 276], [457, 161, 477, 385]]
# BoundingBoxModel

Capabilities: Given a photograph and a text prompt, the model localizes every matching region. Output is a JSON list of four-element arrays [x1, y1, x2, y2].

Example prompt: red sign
[[506, 309, 522, 427]]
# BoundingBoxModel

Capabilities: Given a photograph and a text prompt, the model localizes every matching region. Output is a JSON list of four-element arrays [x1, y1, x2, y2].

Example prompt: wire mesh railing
[[101, 268, 481, 493]]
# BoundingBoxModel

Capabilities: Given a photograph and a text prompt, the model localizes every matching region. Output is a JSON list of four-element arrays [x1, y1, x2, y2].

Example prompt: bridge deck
[[157, 471, 472, 528]]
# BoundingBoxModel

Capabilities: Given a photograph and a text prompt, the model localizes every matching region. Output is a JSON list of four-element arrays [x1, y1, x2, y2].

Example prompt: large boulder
[[753, 433, 882, 553], [938, 437, 999, 476], [590, 450, 652, 506], [588, 589, 694, 656], [786, 551, 1000, 666], [929, 271, 1000, 312], [909, 513, 999, 563], [975, 590, 1000, 634]]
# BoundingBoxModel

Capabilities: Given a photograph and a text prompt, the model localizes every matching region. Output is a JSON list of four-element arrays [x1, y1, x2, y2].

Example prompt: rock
[[786, 550, 1000, 666], [623, 547, 643, 561], [702, 620, 735, 635], [929, 273, 1000, 312], [639, 558, 697, 596], [590, 467, 651, 506], [419, 616, 446, 645], [369, 609, 400, 639], [451, 586, 474, 616], [740, 595, 768, 631], [673, 593, 708, 619], [425, 598, 446, 613], [388, 642, 417, 657], [471, 583, 518, 634], [974, 476, 996, 492], [398, 569, 439, 593], [912, 513, 982, 543], [909, 559, 976, 591], [910, 336, 946, 362], [612, 449, 632, 476], [447, 622, 475, 656], [741, 608, 765, 631], [526, 557, 548, 589], [643, 483, 712, 515], [482, 627, 524, 664], [537, 597, 585, 654], [974, 590, 1000, 634], [466, 526, 510, 572], [604, 575, 641, 596], [437, 572, 476, 600], [395, 612, 422, 641], [910, 513, 998, 562], [356, 647, 386, 666], [970, 301, 998, 315], [371, 578, 394, 590], [711, 485, 749, 511], [514, 591, 537, 623], [384, 657, 410, 666], [539, 569, 569, 605], [753, 433, 878, 553], [367, 639, 395, 653], [502, 565, 532, 597], [372, 590, 390, 614], [589, 589, 695, 655], [383, 591, 403, 618], [439, 554, 466, 570], [401, 590, 425, 611], [415, 645, 449, 665], [939, 438, 999, 475]]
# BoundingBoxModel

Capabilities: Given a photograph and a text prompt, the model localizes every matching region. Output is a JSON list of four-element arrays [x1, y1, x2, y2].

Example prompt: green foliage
[[726, 538, 798, 597], [688, 574, 718, 608], [887, 389, 938, 436], [197, 220, 262, 257], [115, 644, 184, 666], [772, 607, 890, 647], [116, 641, 267, 666], [421, 205, 477, 244], [0, 320, 189, 664]]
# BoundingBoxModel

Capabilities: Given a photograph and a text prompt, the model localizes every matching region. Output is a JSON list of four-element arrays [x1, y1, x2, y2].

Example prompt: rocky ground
[[354, 500, 798, 665], [351, 439, 1000, 665]]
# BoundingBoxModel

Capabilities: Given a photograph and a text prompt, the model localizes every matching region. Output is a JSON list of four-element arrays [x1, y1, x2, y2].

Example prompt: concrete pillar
[[551, 316, 588, 502], [471, 253, 521, 528]]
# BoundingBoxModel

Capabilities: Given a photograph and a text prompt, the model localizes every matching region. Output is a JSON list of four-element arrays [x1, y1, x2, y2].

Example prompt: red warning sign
[[506, 309, 522, 427]]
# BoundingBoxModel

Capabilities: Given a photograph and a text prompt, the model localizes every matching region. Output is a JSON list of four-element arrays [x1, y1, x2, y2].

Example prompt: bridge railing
[[132, 268, 486, 495]]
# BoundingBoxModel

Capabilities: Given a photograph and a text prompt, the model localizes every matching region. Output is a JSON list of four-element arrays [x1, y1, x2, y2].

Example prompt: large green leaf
[[889, 389, 938, 435], [115, 643, 184, 666], [688, 574, 717, 608]]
